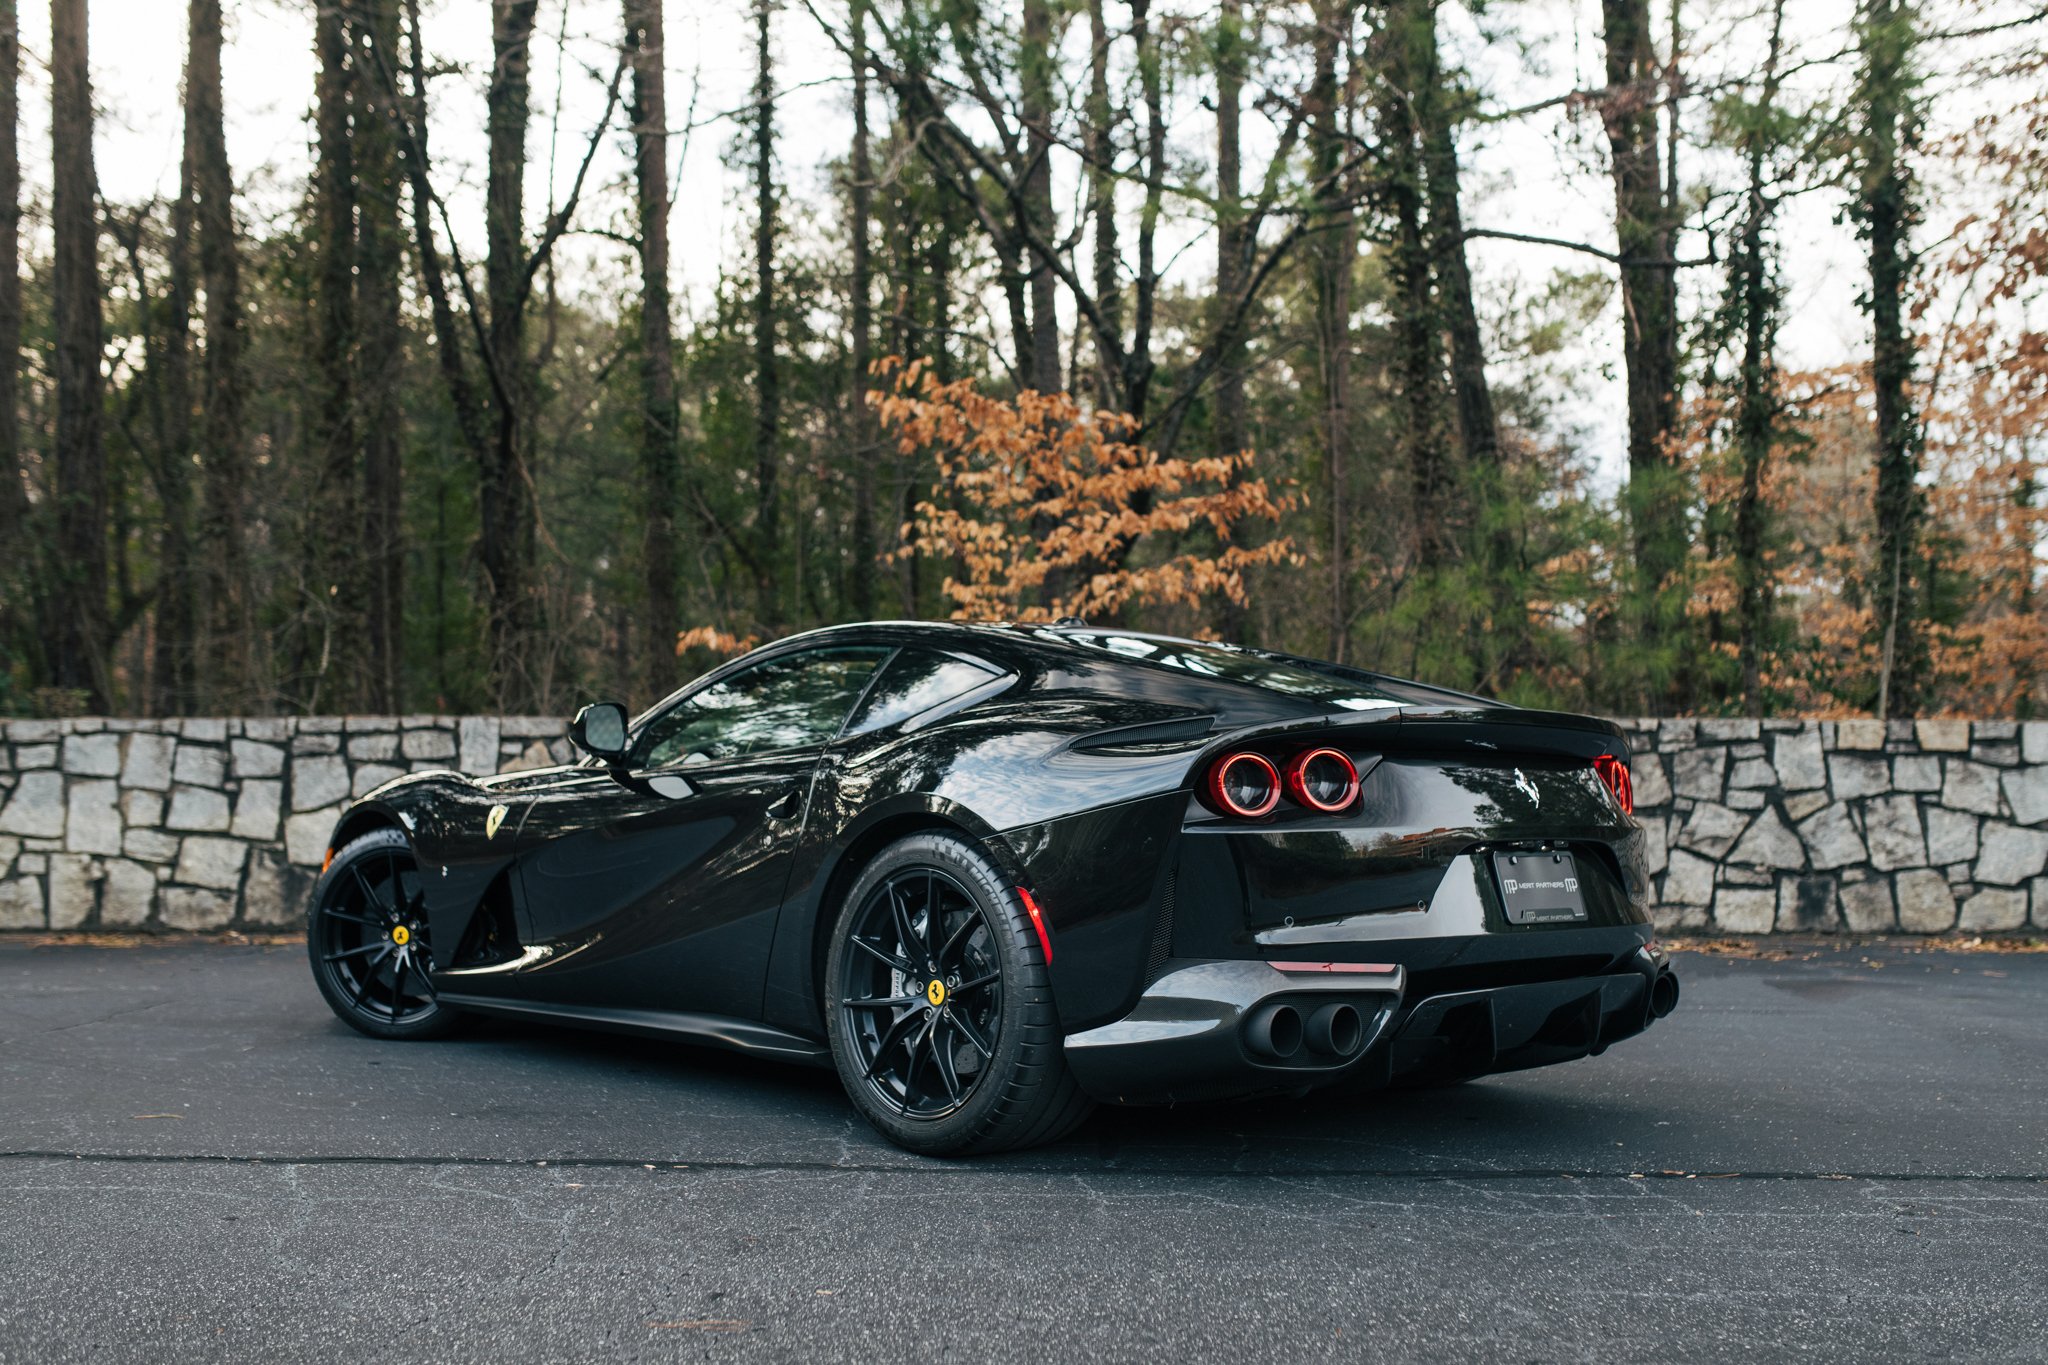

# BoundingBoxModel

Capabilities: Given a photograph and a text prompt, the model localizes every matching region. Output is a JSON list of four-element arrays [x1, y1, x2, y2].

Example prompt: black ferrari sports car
[[307, 620, 1678, 1154]]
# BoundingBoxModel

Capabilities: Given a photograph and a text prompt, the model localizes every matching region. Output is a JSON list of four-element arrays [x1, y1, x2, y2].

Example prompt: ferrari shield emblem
[[485, 803, 509, 840]]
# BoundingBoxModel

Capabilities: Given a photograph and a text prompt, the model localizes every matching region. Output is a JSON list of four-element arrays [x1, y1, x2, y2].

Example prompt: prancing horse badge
[[485, 803, 509, 840]]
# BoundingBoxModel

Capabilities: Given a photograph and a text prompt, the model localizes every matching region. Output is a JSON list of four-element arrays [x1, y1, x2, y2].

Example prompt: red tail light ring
[[1284, 747, 1360, 813], [1205, 751, 1282, 818], [1593, 754, 1634, 815]]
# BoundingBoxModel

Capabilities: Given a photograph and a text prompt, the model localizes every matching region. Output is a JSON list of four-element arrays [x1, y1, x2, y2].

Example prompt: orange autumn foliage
[[870, 357, 1299, 623]]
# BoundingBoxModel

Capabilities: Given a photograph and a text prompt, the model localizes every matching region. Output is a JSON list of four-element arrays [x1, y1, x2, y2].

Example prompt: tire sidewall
[[824, 832, 1049, 1154]]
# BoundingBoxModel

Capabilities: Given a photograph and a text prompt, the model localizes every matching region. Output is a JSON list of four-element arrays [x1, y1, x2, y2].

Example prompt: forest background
[[0, 0, 2044, 722]]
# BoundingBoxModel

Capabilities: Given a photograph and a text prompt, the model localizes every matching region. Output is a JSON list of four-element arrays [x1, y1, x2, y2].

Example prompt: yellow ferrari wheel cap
[[925, 978, 947, 1007], [392, 925, 411, 946]]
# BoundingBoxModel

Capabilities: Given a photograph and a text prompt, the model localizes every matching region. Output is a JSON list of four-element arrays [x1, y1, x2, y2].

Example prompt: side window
[[845, 650, 1006, 737], [633, 646, 891, 767]]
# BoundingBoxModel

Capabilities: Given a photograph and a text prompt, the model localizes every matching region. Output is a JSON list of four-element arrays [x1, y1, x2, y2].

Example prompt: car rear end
[[1027, 671, 1677, 1105]]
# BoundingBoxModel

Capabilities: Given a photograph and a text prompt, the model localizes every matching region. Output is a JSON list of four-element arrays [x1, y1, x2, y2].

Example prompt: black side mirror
[[569, 701, 630, 764]]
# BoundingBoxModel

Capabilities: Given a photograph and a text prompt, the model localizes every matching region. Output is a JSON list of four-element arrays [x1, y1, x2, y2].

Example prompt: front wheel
[[824, 832, 1092, 1155], [307, 828, 459, 1040]]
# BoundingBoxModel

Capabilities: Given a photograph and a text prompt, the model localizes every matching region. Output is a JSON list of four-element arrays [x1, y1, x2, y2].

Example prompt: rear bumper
[[1063, 945, 1677, 1106]]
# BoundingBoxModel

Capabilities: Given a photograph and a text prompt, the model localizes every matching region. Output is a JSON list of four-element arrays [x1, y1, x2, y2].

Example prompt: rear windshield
[[1041, 630, 1406, 711]]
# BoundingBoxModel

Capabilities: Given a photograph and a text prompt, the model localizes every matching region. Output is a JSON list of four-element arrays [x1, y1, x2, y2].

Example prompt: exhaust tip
[[1245, 1003, 1303, 1059], [1305, 1002, 1364, 1058], [1649, 970, 1680, 1019]]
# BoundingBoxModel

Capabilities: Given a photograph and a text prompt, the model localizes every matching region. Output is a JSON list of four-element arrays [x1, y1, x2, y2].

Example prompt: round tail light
[[1284, 747, 1360, 812], [1205, 751, 1282, 818], [1593, 754, 1634, 815]]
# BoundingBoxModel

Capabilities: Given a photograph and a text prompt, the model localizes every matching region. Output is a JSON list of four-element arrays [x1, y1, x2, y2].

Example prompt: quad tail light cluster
[[1203, 747, 1361, 819], [1593, 753, 1634, 816]]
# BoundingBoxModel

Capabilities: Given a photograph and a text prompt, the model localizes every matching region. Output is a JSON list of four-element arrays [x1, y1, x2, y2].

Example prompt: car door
[[508, 644, 893, 1019]]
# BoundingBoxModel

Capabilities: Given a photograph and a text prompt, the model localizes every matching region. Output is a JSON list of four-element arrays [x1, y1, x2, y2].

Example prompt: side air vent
[[1145, 862, 1177, 984]]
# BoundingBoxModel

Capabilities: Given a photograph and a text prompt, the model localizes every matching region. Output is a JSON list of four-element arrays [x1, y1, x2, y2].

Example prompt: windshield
[[1037, 630, 1406, 712]]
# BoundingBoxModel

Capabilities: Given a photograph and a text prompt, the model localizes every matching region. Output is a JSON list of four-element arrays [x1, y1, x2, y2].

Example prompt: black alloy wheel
[[824, 832, 1092, 1155], [308, 828, 458, 1040]]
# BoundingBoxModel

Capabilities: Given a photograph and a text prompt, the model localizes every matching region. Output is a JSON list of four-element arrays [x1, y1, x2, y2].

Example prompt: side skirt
[[436, 992, 832, 1068]]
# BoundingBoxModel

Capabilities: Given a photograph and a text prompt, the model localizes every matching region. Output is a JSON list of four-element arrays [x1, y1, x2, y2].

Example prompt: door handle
[[764, 786, 803, 821]]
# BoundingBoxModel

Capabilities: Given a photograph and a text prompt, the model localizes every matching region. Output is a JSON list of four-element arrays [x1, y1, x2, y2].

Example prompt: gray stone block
[[1729, 808, 1803, 869], [123, 828, 179, 863], [298, 717, 345, 734], [64, 779, 123, 856], [1829, 754, 1889, 799], [0, 771, 64, 838], [1972, 742, 2020, 767], [1864, 795, 1927, 870], [175, 836, 247, 891], [1640, 818, 1668, 876], [1797, 805, 1867, 871], [1959, 887, 2027, 932], [1896, 869, 1957, 932], [231, 739, 285, 778], [459, 717, 500, 776], [231, 780, 282, 841], [2024, 723, 2048, 765], [1835, 719, 1886, 751], [2035, 878, 2048, 929], [48, 854, 99, 928], [292, 755, 350, 812], [61, 732, 121, 776], [2002, 767, 2048, 827], [0, 875, 44, 928], [181, 719, 229, 743], [1728, 758, 1776, 790], [402, 729, 457, 761], [1652, 901, 1709, 931], [1975, 822, 2048, 886], [161, 887, 233, 930], [1663, 849, 1716, 905], [1892, 755, 1942, 792], [503, 741, 555, 773], [16, 744, 56, 768], [500, 717, 566, 738], [1678, 803, 1751, 860], [8, 719, 62, 743], [1699, 719, 1761, 743], [1915, 720, 1970, 752], [292, 733, 340, 755], [347, 734, 399, 761], [242, 718, 291, 742], [345, 716, 398, 733], [1777, 876, 1839, 931], [243, 851, 309, 927], [172, 745, 227, 788], [101, 858, 157, 927], [1977, 721, 2019, 741], [1925, 806, 1980, 866], [1726, 789, 1766, 810], [1941, 761, 2004, 816], [165, 786, 231, 833], [1630, 755, 1672, 808], [285, 806, 342, 866], [1783, 790, 1830, 822], [1714, 887, 1775, 933], [1772, 730, 1826, 791], [122, 790, 163, 828], [1839, 877, 1895, 932], [119, 733, 175, 790], [1671, 748, 1725, 801]]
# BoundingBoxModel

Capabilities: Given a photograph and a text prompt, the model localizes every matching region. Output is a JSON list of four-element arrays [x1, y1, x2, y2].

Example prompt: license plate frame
[[1492, 850, 1589, 925]]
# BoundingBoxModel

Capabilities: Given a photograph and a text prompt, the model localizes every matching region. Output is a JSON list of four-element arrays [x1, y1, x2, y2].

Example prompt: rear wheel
[[825, 832, 1092, 1155], [307, 828, 459, 1040]]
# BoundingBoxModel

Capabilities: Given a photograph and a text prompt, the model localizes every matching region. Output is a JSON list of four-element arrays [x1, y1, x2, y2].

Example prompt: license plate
[[1492, 851, 1588, 924]]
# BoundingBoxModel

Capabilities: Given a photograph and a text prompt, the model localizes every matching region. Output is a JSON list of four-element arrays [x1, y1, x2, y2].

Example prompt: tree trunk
[[153, 133, 197, 715], [1213, 0, 1249, 642], [1084, 0, 1119, 398], [1128, 0, 1163, 422], [0, 0, 20, 578], [188, 0, 253, 710], [310, 0, 359, 711], [49, 0, 110, 707], [1377, 5, 1445, 571], [1858, 0, 1924, 718], [355, 0, 405, 713], [482, 0, 539, 703], [625, 0, 680, 689], [1019, 0, 1059, 393], [751, 0, 781, 629], [1599, 0, 1684, 614], [1309, 0, 1354, 662], [1732, 0, 1787, 717], [847, 0, 876, 620]]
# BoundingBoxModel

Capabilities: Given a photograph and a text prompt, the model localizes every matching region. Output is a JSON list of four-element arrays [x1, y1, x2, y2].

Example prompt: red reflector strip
[[1018, 887, 1053, 964], [322, 848, 335, 873], [1268, 961, 1397, 974]]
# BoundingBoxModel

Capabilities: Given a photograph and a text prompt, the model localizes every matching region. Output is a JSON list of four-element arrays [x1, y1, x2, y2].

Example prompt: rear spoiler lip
[[1192, 704, 1628, 771]]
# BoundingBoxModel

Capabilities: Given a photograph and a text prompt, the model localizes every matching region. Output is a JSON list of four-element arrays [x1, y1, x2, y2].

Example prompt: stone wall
[[2, 716, 2045, 934], [0, 717, 570, 931], [1621, 718, 2048, 933]]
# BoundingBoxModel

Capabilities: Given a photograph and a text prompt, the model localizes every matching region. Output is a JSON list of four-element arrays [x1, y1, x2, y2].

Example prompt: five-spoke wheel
[[308, 828, 457, 1039]]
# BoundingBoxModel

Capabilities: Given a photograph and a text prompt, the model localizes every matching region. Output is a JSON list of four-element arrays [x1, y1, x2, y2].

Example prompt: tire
[[824, 831, 1093, 1156], [306, 828, 461, 1041]]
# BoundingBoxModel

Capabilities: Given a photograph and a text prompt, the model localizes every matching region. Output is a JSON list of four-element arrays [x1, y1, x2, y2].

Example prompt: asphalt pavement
[[2, 938, 2044, 1363]]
